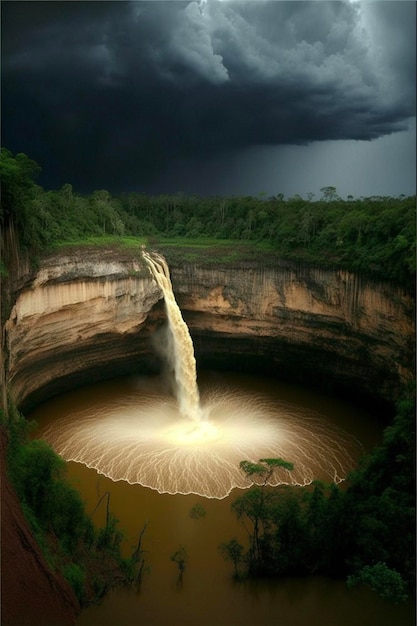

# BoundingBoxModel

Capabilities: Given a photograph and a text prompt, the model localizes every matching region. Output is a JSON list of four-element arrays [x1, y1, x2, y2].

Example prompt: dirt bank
[[1, 427, 79, 626]]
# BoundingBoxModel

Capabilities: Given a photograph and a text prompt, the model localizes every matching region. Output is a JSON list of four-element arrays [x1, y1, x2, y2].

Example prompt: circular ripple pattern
[[41, 387, 362, 499]]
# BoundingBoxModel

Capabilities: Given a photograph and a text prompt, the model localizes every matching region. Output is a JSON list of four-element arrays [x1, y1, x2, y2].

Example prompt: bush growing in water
[[347, 562, 408, 604], [171, 545, 187, 579]]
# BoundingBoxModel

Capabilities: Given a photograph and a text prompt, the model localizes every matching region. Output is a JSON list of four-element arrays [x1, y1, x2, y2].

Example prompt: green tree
[[0, 148, 42, 248], [239, 457, 294, 486], [265, 487, 304, 574], [231, 458, 294, 573], [10, 439, 66, 526], [91, 190, 125, 236], [340, 389, 415, 597], [320, 186, 339, 202], [0, 148, 41, 220], [219, 538, 244, 578], [347, 562, 408, 604], [231, 487, 268, 571]]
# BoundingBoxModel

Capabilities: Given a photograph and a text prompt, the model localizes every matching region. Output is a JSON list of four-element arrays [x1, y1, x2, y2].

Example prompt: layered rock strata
[[5, 250, 163, 411], [5, 250, 415, 412], [173, 262, 415, 408]]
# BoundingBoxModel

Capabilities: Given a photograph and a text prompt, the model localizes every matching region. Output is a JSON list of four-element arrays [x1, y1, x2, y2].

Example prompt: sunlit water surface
[[30, 372, 414, 626]]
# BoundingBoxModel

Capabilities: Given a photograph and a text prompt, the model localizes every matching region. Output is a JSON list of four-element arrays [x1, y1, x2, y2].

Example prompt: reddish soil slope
[[1, 427, 79, 626]]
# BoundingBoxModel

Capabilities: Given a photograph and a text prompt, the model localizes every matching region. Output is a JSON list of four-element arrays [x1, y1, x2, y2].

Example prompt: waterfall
[[40, 250, 363, 499], [142, 251, 202, 422]]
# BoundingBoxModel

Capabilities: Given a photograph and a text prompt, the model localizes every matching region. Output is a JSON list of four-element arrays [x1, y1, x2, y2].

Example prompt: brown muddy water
[[30, 371, 415, 626]]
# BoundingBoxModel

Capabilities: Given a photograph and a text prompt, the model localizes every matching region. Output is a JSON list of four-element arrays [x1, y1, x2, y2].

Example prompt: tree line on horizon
[[1, 148, 415, 289]]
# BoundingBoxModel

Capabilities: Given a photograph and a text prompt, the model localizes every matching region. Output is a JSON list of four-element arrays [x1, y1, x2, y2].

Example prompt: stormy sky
[[2, 0, 416, 199]]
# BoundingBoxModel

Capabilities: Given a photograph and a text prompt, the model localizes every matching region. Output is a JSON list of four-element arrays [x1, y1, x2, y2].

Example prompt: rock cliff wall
[[172, 261, 415, 407], [5, 250, 163, 410], [5, 250, 415, 412]]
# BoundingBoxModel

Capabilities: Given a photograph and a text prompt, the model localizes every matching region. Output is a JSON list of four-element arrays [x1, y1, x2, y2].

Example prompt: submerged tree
[[126, 520, 149, 591], [228, 458, 295, 573], [171, 545, 188, 583], [189, 502, 206, 520], [219, 538, 244, 578]]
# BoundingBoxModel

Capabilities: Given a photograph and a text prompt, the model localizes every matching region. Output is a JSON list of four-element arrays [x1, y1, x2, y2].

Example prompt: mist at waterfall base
[[41, 253, 363, 499]]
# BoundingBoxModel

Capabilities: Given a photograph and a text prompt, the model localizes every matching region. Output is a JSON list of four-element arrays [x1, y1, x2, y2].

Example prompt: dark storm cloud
[[2, 1, 415, 193]]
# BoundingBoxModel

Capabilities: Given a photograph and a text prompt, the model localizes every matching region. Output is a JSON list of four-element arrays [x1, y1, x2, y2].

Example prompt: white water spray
[[41, 251, 364, 499]]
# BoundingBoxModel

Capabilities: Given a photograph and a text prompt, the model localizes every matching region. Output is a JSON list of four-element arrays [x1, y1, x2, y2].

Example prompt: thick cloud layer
[[2, 1, 415, 194]]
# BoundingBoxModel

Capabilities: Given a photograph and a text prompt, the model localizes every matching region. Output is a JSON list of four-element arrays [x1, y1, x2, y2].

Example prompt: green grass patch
[[51, 235, 148, 250], [155, 237, 278, 266], [48, 236, 280, 267]]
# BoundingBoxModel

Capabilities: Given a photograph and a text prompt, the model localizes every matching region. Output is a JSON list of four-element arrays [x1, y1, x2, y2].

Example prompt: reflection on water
[[77, 574, 415, 626], [30, 372, 414, 626]]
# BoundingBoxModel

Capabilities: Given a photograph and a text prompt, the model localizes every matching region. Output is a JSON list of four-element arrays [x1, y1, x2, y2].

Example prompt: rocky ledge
[[5, 248, 415, 412]]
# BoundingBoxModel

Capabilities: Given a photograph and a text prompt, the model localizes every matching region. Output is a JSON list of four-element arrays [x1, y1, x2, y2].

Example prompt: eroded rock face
[[5, 251, 415, 412], [171, 261, 415, 407], [6, 251, 163, 410]]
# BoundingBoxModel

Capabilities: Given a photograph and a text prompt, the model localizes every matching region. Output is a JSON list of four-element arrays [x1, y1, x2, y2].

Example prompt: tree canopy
[[1, 148, 415, 290]]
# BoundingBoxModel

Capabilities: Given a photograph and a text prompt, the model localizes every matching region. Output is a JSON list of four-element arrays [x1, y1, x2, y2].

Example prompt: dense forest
[[1, 148, 415, 290], [221, 389, 415, 603], [1, 147, 415, 606]]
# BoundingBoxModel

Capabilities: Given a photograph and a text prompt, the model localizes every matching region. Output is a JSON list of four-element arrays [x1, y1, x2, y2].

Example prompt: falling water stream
[[142, 251, 202, 421]]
